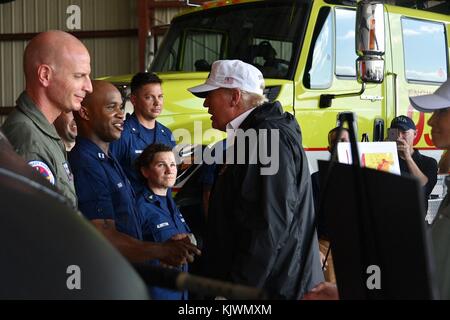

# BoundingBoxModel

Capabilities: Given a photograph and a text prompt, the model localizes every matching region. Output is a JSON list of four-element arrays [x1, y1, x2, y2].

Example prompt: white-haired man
[[188, 59, 323, 299]]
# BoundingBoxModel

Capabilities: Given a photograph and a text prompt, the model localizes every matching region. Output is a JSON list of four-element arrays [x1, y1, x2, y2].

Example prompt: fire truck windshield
[[150, 1, 310, 80]]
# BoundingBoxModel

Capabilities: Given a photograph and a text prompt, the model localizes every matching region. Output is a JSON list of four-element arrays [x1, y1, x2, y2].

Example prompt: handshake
[[160, 233, 202, 267]]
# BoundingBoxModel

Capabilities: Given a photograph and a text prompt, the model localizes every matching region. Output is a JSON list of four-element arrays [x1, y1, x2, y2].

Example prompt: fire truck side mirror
[[355, 1, 385, 84]]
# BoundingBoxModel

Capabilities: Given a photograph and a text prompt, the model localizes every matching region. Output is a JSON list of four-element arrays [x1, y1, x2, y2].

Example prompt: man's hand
[[396, 137, 412, 160], [171, 233, 189, 241], [302, 282, 339, 300], [159, 237, 201, 267]]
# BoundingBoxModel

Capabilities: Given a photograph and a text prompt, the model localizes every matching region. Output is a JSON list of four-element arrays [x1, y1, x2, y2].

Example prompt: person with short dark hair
[[388, 115, 438, 210], [327, 127, 350, 152], [310, 126, 350, 284], [135, 143, 193, 300], [110, 72, 175, 195], [130, 72, 162, 93]]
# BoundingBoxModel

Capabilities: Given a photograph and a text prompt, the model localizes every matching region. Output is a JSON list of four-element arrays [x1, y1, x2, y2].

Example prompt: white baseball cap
[[188, 59, 265, 98], [409, 77, 450, 112]]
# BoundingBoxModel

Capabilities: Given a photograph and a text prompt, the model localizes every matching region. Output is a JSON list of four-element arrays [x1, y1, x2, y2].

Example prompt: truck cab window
[[250, 39, 292, 78], [402, 18, 447, 83], [183, 31, 224, 72], [160, 37, 180, 71], [304, 7, 333, 89], [335, 8, 357, 78], [151, 2, 308, 80]]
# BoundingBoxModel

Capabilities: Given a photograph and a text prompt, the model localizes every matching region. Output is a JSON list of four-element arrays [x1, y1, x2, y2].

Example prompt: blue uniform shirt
[[136, 187, 191, 300], [69, 137, 142, 240], [110, 113, 176, 195]]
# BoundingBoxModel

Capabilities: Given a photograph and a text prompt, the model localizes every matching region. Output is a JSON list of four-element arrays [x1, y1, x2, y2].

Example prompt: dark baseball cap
[[390, 115, 416, 131]]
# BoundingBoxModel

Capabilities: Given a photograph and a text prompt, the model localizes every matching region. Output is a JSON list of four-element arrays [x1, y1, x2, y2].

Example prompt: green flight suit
[[432, 176, 450, 300], [2, 92, 77, 208]]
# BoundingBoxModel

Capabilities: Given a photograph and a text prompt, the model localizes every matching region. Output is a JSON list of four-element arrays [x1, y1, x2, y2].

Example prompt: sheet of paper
[[337, 141, 401, 175]]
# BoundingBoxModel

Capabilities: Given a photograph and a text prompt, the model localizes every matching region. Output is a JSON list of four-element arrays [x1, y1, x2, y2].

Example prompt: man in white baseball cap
[[188, 59, 324, 299], [410, 77, 450, 299], [188, 59, 265, 99], [189, 60, 266, 133], [410, 78, 450, 112]]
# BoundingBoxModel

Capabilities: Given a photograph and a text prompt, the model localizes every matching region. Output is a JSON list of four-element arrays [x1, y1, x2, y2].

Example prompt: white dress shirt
[[225, 107, 256, 148]]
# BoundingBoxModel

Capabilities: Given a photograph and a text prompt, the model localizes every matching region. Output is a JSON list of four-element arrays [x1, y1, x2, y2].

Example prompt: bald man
[[2, 30, 92, 208], [69, 80, 200, 266]]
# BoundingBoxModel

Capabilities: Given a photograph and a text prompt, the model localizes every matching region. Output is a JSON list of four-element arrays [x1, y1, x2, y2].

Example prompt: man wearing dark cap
[[388, 115, 438, 210]]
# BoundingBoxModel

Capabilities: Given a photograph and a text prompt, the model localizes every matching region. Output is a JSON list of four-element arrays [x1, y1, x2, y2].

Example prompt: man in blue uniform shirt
[[69, 80, 200, 265], [136, 143, 193, 300], [110, 72, 175, 194]]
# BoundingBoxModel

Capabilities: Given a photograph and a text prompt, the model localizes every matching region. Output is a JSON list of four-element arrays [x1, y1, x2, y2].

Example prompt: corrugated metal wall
[[0, 0, 187, 124], [154, 6, 183, 27], [148, 6, 183, 68], [0, 0, 139, 112]]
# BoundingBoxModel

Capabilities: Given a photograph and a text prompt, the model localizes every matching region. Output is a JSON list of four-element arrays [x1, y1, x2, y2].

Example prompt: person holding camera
[[388, 115, 438, 211]]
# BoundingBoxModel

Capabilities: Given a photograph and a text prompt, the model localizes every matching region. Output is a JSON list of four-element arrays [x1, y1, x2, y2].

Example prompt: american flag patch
[[224, 77, 234, 84]]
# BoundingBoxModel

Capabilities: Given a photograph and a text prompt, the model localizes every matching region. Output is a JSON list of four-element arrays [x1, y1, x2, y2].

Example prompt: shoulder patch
[[156, 222, 169, 229], [28, 160, 55, 185]]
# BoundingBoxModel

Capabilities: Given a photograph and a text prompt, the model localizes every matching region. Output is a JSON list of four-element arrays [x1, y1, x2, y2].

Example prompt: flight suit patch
[[28, 160, 55, 185]]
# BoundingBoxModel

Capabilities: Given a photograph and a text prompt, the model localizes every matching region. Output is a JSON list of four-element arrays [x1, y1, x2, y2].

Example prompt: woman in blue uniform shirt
[[136, 143, 194, 300]]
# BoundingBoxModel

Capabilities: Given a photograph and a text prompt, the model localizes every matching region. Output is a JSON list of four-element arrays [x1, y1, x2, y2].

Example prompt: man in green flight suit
[[2, 30, 93, 208]]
